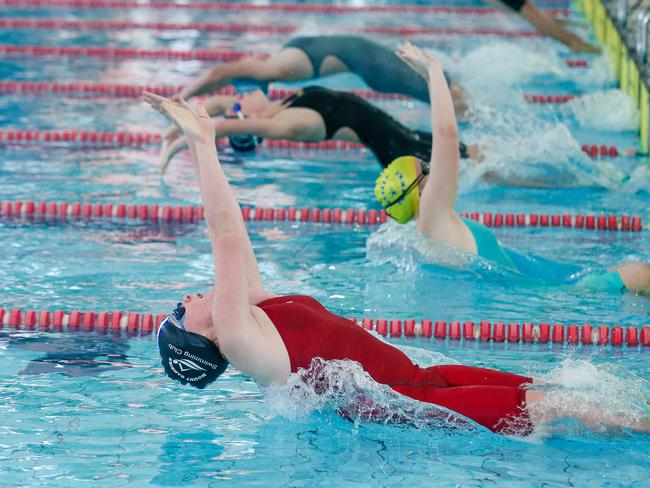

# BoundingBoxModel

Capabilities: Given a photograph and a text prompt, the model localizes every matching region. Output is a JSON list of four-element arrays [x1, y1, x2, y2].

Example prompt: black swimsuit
[[283, 35, 449, 103], [283, 86, 468, 167], [498, 0, 527, 12]]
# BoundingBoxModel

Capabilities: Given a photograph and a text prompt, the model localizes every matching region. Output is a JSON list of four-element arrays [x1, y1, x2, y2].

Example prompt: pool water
[[1, 0, 649, 486]]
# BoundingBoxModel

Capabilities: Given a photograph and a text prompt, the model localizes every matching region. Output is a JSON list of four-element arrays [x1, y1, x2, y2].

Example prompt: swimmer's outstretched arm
[[143, 92, 264, 294], [397, 43, 461, 236], [162, 94, 239, 149], [495, 0, 599, 53]]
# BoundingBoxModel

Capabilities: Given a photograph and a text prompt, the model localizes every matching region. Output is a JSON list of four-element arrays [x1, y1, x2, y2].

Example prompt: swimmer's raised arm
[[143, 92, 264, 293], [162, 94, 239, 149], [397, 43, 459, 233]]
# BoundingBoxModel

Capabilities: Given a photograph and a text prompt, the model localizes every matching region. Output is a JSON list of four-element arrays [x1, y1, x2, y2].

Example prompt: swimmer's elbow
[[434, 124, 459, 142]]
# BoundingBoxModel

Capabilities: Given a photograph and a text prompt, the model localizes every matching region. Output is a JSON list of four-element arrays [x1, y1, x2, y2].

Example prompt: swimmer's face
[[234, 90, 270, 116], [181, 289, 216, 339]]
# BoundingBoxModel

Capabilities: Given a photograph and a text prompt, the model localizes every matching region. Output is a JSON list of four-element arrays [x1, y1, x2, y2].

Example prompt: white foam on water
[[462, 104, 626, 190], [565, 89, 640, 131], [503, 359, 649, 440], [453, 42, 564, 89], [573, 54, 617, 88], [366, 220, 479, 273], [261, 358, 478, 434]]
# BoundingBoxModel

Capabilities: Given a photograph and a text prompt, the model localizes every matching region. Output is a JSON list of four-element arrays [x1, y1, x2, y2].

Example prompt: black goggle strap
[[158, 302, 186, 336], [384, 170, 426, 210]]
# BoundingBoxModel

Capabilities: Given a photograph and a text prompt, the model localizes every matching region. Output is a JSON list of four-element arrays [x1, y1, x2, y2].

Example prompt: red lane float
[[0, 80, 584, 106], [0, 129, 365, 150], [0, 200, 388, 226], [0, 18, 295, 34], [1, 308, 647, 348], [524, 93, 579, 104], [0, 0, 571, 16], [0, 199, 643, 231], [0, 45, 249, 61], [0, 45, 590, 68], [0, 81, 410, 100], [0, 129, 619, 157], [0, 18, 544, 38]]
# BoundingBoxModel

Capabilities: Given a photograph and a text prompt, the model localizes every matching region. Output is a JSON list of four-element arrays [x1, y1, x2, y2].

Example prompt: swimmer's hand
[[569, 37, 601, 54], [396, 41, 440, 80], [160, 136, 189, 174], [142, 91, 215, 143]]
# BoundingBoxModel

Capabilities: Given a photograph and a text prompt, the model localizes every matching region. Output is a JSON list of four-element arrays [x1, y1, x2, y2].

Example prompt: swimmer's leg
[[524, 390, 650, 433], [179, 49, 314, 99], [609, 262, 650, 294], [429, 365, 533, 388]]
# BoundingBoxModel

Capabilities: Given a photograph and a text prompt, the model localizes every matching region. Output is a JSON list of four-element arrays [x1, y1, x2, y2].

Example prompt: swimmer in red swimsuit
[[142, 73, 649, 436]]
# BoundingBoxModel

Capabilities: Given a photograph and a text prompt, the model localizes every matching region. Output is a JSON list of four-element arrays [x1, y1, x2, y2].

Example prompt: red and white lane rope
[[0, 0, 571, 16], [0, 199, 644, 231], [0, 45, 591, 68], [0, 129, 365, 150], [0, 81, 408, 101], [0, 18, 295, 34], [1, 308, 647, 348], [0, 81, 584, 106], [0, 18, 543, 38], [0, 129, 623, 158]]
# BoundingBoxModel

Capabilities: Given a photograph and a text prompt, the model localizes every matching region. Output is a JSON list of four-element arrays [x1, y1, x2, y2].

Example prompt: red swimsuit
[[258, 295, 532, 433]]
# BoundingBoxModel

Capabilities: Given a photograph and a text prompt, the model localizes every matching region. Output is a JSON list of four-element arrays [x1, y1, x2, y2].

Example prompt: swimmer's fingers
[[160, 137, 187, 174], [142, 91, 169, 111], [195, 104, 210, 119]]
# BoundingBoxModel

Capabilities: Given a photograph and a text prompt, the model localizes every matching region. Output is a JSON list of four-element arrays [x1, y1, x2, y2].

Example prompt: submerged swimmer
[[176, 35, 468, 114], [159, 85, 477, 173], [374, 43, 650, 294], [495, 0, 600, 53], [142, 89, 649, 435]]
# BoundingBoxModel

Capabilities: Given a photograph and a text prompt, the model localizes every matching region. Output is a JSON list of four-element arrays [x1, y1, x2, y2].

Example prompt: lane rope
[[0, 18, 545, 37], [0, 199, 644, 231], [0, 128, 621, 157], [1, 308, 647, 348], [0, 81, 583, 106], [0, 0, 571, 16], [0, 45, 590, 68]]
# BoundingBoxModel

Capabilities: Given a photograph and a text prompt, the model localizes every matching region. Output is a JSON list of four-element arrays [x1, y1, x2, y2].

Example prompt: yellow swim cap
[[374, 156, 419, 224]]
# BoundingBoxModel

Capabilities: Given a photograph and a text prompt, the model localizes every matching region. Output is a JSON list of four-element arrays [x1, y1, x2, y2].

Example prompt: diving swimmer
[[176, 35, 468, 114], [374, 43, 650, 294], [159, 86, 476, 173], [495, 0, 600, 53], [142, 88, 649, 435]]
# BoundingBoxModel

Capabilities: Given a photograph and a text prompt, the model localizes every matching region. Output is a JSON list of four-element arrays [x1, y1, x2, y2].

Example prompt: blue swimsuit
[[461, 218, 626, 293]]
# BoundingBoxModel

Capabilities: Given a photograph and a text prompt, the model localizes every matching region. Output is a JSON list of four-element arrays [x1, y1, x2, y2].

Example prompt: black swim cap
[[228, 134, 263, 152], [157, 303, 229, 389]]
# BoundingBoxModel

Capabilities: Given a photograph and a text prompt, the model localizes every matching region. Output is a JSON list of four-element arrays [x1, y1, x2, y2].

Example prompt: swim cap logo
[[172, 358, 206, 373]]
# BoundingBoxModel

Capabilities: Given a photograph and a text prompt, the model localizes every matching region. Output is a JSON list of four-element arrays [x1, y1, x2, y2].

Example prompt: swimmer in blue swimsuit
[[172, 35, 468, 114], [374, 43, 650, 294]]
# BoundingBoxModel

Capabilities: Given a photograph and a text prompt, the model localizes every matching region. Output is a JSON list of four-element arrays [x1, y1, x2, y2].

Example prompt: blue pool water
[[1, 0, 649, 486]]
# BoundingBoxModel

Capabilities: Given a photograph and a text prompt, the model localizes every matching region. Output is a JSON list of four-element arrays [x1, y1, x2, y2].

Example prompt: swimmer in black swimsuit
[[174, 35, 468, 115], [495, 0, 599, 53], [158, 86, 475, 173]]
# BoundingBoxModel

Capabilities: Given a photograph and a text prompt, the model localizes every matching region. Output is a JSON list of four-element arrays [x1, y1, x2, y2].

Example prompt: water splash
[[463, 104, 626, 189], [574, 54, 617, 88], [366, 220, 479, 272], [261, 358, 478, 434], [453, 42, 564, 89], [565, 89, 640, 131], [502, 359, 649, 439]]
